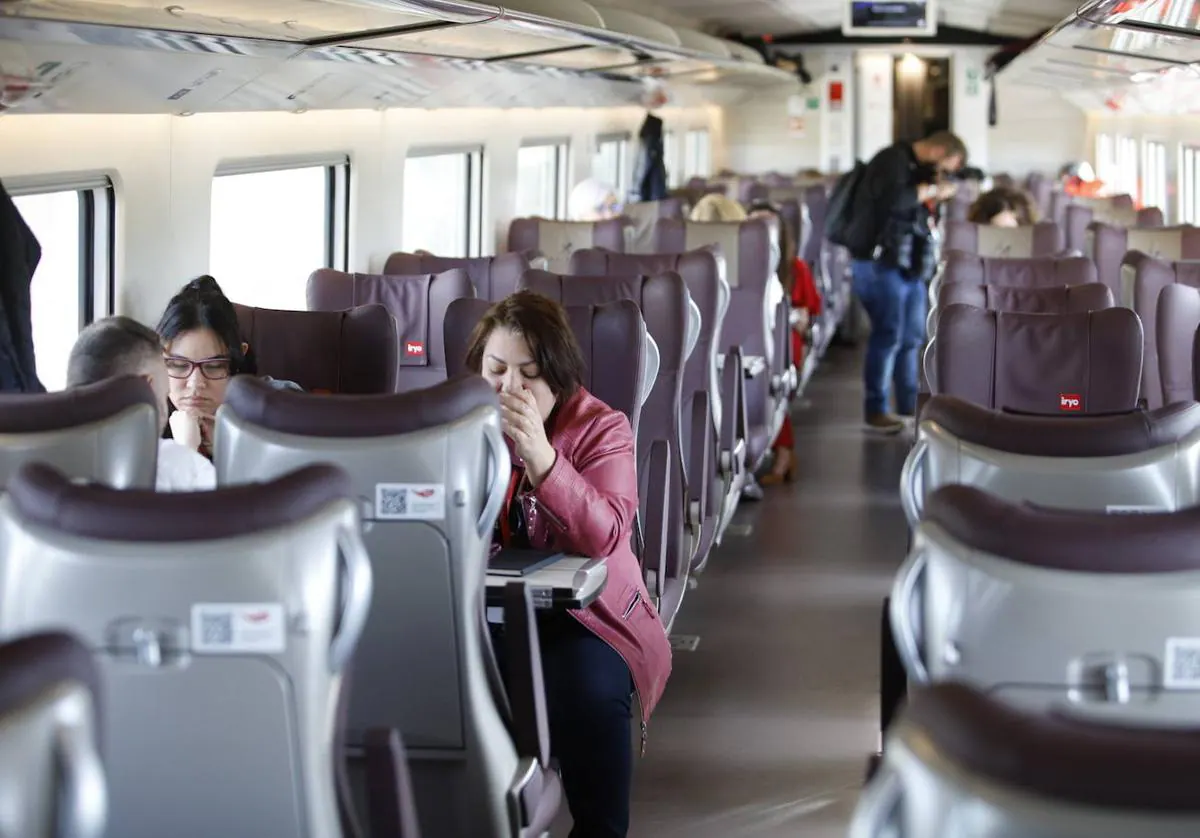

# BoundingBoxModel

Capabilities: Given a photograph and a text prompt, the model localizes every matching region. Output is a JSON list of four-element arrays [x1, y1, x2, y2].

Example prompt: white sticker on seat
[[1105, 505, 1167, 514], [1164, 638, 1200, 689], [375, 483, 445, 520], [191, 603, 286, 654]]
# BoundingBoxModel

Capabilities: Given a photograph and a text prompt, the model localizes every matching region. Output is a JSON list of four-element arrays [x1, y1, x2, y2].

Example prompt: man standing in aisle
[[844, 130, 966, 433]]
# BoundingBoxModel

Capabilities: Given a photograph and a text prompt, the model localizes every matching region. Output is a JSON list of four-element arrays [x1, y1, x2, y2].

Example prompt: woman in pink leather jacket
[[466, 290, 672, 838]]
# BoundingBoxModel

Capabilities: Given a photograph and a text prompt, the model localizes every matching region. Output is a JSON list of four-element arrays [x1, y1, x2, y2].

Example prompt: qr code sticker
[[1164, 638, 1200, 688], [375, 483, 445, 520], [201, 613, 233, 646], [378, 486, 408, 517]]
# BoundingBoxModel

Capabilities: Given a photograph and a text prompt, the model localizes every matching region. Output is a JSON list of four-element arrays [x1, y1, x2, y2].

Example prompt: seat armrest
[[686, 391, 711, 533], [723, 347, 749, 468], [641, 439, 671, 605], [364, 728, 422, 838], [502, 582, 551, 769], [717, 348, 740, 477]]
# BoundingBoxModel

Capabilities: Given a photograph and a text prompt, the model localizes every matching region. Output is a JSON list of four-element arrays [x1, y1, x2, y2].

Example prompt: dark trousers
[[490, 613, 634, 838]]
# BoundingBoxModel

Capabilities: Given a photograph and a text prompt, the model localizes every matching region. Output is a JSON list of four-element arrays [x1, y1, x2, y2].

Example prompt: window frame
[[684, 128, 712, 181], [1141, 138, 1167, 214], [517, 138, 570, 220], [593, 132, 630, 192], [5, 172, 116, 328], [214, 155, 351, 272], [403, 145, 485, 258], [1181, 144, 1200, 224]]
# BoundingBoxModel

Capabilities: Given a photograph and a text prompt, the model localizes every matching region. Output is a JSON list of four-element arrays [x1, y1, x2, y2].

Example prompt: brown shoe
[[864, 413, 905, 435]]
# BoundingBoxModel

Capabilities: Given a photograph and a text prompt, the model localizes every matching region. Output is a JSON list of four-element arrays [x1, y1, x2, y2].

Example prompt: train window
[[210, 159, 349, 311], [10, 177, 114, 391], [685, 129, 712, 180], [664, 131, 680, 187], [1115, 136, 1139, 199], [515, 141, 568, 219], [1181, 146, 1200, 224], [1143, 140, 1167, 214], [592, 134, 628, 192], [402, 148, 483, 257], [1095, 133, 1117, 191]]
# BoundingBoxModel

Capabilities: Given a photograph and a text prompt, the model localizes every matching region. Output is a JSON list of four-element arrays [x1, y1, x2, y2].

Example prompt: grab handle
[[899, 437, 929, 529], [478, 421, 511, 539], [889, 546, 930, 683], [330, 523, 374, 673]]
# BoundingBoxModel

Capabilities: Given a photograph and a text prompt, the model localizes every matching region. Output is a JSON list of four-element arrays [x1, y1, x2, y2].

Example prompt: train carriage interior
[[3, 0, 1200, 835]]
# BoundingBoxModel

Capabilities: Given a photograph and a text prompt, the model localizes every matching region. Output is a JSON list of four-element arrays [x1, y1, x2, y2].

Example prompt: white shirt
[[156, 439, 216, 492]]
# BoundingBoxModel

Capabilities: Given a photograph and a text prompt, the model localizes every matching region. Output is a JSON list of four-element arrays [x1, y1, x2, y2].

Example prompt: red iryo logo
[[1059, 393, 1082, 412], [405, 341, 425, 357], [244, 611, 270, 623]]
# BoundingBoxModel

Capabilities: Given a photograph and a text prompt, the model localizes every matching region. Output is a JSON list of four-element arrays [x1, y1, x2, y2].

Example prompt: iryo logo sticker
[[405, 341, 425, 357], [1059, 393, 1082, 412]]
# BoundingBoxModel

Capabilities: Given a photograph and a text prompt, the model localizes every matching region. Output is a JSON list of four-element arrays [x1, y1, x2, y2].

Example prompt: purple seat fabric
[[623, 201, 687, 254], [1089, 224, 1200, 303], [943, 221, 1064, 257], [932, 304, 1143, 414], [382, 252, 531, 302], [307, 268, 473, 393], [1025, 172, 1052, 218], [1123, 253, 1200, 408], [517, 271, 691, 627], [941, 252, 1097, 289], [233, 302, 397, 394], [936, 282, 1113, 314], [505, 219, 627, 273], [1157, 283, 1200, 406], [571, 248, 738, 571], [1065, 199, 1161, 251], [654, 217, 780, 470]]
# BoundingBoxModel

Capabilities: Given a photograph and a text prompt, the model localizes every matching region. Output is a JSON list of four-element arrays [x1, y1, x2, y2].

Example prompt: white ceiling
[[599, 0, 1083, 38]]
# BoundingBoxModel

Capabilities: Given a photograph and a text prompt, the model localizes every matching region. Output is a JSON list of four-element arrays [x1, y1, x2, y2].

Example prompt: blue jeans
[[851, 260, 928, 417], [490, 613, 634, 837]]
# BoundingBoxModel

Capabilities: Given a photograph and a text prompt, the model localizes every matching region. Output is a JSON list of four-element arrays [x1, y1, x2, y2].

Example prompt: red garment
[[511, 387, 672, 728], [771, 260, 822, 454]]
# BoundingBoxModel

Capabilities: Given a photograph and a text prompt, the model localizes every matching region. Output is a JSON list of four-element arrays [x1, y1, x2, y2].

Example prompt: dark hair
[[967, 187, 1039, 225], [925, 130, 968, 163], [66, 315, 161, 388], [156, 276, 255, 375], [747, 201, 797, 292], [465, 291, 585, 399]]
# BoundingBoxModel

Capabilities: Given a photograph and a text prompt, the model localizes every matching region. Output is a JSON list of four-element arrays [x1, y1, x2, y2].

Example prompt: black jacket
[[0, 182, 44, 392], [845, 142, 935, 279], [631, 113, 668, 202]]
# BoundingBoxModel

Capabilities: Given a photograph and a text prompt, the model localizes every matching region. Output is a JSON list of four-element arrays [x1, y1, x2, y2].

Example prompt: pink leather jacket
[[514, 386, 673, 744]]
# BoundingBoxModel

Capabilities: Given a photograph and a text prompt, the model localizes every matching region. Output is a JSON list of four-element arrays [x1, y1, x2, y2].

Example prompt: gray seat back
[[893, 484, 1200, 730], [1067, 202, 1165, 253], [655, 217, 781, 467], [234, 301, 398, 394], [0, 462, 368, 838], [1123, 253, 1200, 408], [307, 269, 473, 393], [0, 631, 105, 838], [931, 305, 1143, 413], [1157, 284, 1200, 406], [215, 375, 526, 837], [0, 375, 158, 489], [943, 221, 1064, 258], [1088, 224, 1200, 302], [622, 200, 687, 254], [902, 395, 1200, 527], [853, 681, 1200, 838], [506, 218, 628, 273], [382, 252, 531, 302]]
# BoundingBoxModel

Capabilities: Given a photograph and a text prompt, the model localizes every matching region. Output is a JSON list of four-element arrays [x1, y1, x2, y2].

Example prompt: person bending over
[[468, 290, 671, 838], [66, 315, 215, 491]]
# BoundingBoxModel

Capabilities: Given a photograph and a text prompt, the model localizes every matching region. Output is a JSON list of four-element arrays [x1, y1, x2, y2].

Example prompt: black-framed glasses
[[163, 355, 232, 381]]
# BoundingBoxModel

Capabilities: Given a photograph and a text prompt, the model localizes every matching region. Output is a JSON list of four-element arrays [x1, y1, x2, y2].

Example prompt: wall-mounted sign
[[806, 96, 819, 110], [965, 67, 980, 96], [829, 80, 844, 111]]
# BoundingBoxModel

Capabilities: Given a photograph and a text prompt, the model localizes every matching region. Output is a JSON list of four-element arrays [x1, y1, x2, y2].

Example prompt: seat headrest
[[937, 282, 1113, 314], [381, 252, 530, 301], [223, 373, 496, 439], [0, 375, 157, 434], [905, 681, 1200, 812], [0, 631, 98, 728], [933, 305, 1143, 413], [9, 462, 352, 543], [921, 395, 1200, 457], [942, 252, 1097, 288], [924, 483, 1200, 573]]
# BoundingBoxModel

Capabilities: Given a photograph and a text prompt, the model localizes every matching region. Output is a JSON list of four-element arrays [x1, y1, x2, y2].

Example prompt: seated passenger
[[688, 192, 747, 223], [967, 186, 1038, 227], [66, 315, 216, 492], [157, 276, 301, 459], [468, 291, 670, 838], [567, 178, 622, 221]]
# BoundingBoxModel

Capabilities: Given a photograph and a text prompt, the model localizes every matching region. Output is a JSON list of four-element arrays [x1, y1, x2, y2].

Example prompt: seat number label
[[191, 603, 286, 654], [1165, 638, 1200, 688], [1059, 393, 1082, 411], [376, 483, 445, 520]]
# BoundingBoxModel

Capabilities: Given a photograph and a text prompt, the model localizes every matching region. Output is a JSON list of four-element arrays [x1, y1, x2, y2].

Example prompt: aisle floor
[[621, 345, 911, 837]]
